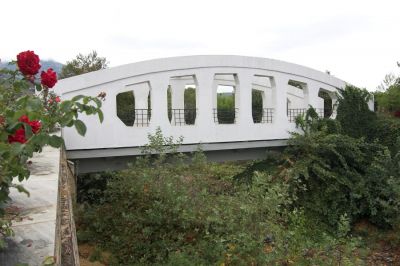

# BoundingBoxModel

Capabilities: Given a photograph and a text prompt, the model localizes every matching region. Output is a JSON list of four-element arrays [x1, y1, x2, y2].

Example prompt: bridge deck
[[68, 139, 287, 174]]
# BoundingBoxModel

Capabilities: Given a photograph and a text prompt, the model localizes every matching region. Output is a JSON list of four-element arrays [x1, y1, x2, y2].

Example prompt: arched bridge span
[[55, 55, 353, 173]]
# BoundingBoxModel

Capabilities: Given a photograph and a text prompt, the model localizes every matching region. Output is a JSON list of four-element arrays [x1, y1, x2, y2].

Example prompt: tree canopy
[[59, 50, 108, 79]]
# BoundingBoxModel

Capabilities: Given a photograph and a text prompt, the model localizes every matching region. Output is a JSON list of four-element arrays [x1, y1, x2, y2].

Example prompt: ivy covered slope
[[0, 50, 104, 248]]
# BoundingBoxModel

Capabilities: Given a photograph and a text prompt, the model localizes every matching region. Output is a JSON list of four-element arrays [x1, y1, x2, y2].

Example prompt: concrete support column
[[169, 79, 187, 125], [237, 72, 253, 125], [102, 90, 117, 126], [170, 79, 186, 109], [305, 81, 320, 109], [127, 83, 149, 126], [195, 71, 214, 127], [330, 92, 339, 118], [272, 74, 289, 123], [150, 77, 170, 128]]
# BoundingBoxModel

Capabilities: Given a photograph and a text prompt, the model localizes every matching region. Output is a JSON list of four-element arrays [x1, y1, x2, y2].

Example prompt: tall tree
[[59, 50, 108, 79]]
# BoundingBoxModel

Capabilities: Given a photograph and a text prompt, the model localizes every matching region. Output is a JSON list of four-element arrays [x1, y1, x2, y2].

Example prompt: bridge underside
[[68, 139, 287, 174]]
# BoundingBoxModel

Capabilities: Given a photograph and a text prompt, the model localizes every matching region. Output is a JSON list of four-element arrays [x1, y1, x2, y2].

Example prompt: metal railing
[[118, 107, 333, 126], [170, 108, 197, 125], [316, 108, 333, 118], [134, 109, 151, 127], [117, 109, 151, 127], [213, 108, 238, 124], [287, 108, 306, 122], [253, 108, 274, 123], [288, 108, 334, 122]]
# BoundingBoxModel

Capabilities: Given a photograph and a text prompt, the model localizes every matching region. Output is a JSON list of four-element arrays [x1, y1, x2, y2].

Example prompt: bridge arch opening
[[116, 90, 135, 126], [214, 74, 237, 124], [252, 75, 273, 123], [169, 75, 197, 126], [118, 82, 151, 127], [287, 80, 307, 122], [167, 85, 172, 122], [184, 85, 196, 125], [318, 89, 335, 118]]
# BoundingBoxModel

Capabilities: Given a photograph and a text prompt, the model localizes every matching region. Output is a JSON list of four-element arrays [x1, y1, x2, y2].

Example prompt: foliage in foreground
[[336, 85, 376, 139], [76, 86, 400, 265], [76, 131, 362, 265], [287, 108, 400, 229], [0, 51, 104, 249]]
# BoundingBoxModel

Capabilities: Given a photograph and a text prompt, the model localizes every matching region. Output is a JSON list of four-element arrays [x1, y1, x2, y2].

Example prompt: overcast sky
[[2, 0, 400, 90]]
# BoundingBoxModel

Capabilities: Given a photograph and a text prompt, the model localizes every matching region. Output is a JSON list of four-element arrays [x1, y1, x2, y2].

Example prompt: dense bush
[[286, 108, 400, 228], [77, 172, 113, 204], [371, 114, 400, 156], [336, 85, 376, 139], [75, 84, 400, 264], [76, 131, 363, 265]]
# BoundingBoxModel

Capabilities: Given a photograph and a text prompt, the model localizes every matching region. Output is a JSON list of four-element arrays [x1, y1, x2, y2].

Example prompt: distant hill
[[0, 60, 64, 74]]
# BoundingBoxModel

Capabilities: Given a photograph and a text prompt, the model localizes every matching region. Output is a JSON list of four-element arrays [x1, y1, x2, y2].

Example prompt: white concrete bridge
[[55, 55, 356, 173]]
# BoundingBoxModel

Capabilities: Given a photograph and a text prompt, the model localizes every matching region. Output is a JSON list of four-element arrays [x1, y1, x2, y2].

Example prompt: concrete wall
[[54, 55, 353, 151]]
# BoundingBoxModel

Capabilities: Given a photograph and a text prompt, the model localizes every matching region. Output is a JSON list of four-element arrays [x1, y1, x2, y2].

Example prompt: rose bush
[[0, 50, 104, 248]]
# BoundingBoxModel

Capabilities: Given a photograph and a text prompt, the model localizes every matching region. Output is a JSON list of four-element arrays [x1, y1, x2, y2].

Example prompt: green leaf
[[71, 95, 85, 102], [74, 119, 87, 136], [59, 113, 74, 126], [10, 143, 24, 154], [7, 122, 23, 132], [48, 135, 64, 148], [10, 184, 30, 197], [97, 109, 104, 123], [0, 143, 9, 156], [59, 101, 74, 113], [24, 124, 33, 139], [93, 97, 102, 108], [31, 134, 48, 146], [35, 84, 42, 92]]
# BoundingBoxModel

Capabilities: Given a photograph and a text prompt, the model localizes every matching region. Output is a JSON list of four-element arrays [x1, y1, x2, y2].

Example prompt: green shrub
[[77, 172, 113, 204], [76, 129, 385, 265], [286, 109, 400, 229], [77, 159, 275, 264], [371, 114, 400, 155], [336, 85, 376, 139]]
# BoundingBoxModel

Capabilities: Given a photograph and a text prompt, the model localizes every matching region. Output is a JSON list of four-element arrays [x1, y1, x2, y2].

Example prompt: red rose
[[8, 128, 27, 144], [8, 116, 41, 144], [17, 51, 41, 76], [55, 96, 61, 103], [18, 115, 29, 123], [18, 115, 41, 133], [29, 120, 41, 134], [41, 68, 57, 88]]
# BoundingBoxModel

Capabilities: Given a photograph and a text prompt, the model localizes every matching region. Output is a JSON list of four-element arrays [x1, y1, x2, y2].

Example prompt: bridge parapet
[[55, 55, 348, 152]]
